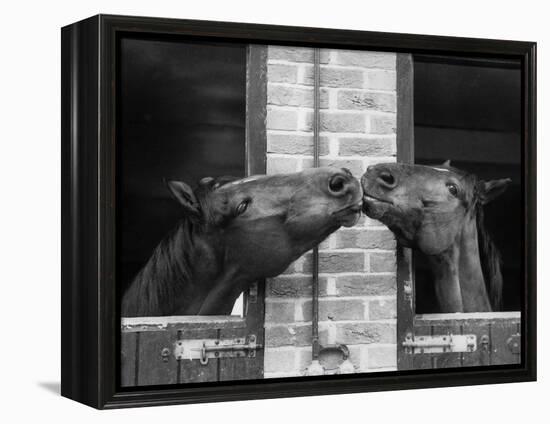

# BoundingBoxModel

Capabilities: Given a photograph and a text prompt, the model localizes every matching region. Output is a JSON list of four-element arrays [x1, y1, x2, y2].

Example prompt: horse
[[361, 161, 511, 313], [122, 167, 362, 317]]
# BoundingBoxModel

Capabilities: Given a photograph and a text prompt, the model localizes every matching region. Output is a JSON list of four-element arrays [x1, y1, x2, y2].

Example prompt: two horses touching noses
[[122, 161, 510, 317]]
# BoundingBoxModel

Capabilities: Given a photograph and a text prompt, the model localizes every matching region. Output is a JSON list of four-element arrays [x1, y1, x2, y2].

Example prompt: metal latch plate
[[174, 335, 261, 364], [403, 334, 477, 354]]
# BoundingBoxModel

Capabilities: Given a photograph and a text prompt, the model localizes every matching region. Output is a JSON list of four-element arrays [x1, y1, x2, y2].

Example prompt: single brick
[[319, 299, 365, 321], [268, 85, 313, 107], [303, 65, 364, 88], [336, 323, 396, 344], [338, 136, 396, 156], [265, 301, 296, 324], [364, 70, 396, 90], [320, 88, 330, 109], [334, 51, 396, 69], [370, 252, 397, 273], [319, 136, 331, 156], [267, 108, 298, 131], [335, 274, 396, 296], [370, 115, 396, 134], [268, 134, 318, 155], [264, 349, 296, 373], [320, 111, 366, 133], [269, 46, 314, 62], [267, 275, 312, 298], [345, 345, 363, 371], [300, 300, 312, 322], [268, 63, 299, 83], [322, 67, 364, 88], [301, 64, 314, 85], [367, 345, 397, 368], [337, 90, 396, 113], [265, 325, 312, 347], [267, 156, 300, 174], [297, 349, 313, 373], [335, 228, 396, 250], [369, 298, 397, 320], [300, 110, 313, 132], [320, 50, 331, 64], [267, 276, 328, 297], [304, 251, 365, 273], [319, 158, 363, 176]]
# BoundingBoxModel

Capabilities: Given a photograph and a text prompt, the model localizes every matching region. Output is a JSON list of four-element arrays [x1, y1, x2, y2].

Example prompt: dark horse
[[122, 167, 362, 317], [361, 161, 510, 313]]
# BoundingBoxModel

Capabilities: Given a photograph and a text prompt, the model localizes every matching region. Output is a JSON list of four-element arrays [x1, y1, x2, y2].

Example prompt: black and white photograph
[[53, 9, 538, 412], [3, 0, 549, 420], [116, 35, 524, 386]]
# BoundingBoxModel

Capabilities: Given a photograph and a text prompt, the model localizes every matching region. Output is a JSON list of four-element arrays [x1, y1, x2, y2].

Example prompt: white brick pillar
[[264, 46, 398, 377]]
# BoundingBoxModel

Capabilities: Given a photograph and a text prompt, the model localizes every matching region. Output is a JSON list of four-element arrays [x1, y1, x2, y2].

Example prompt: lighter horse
[[361, 161, 510, 313]]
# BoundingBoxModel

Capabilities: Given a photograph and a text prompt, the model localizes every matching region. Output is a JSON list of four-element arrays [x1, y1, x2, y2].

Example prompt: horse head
[[360, 161, 511, 312], [123, 167, 362, 316], [167, 167, 362, 281], [360, 161, 510, 254]]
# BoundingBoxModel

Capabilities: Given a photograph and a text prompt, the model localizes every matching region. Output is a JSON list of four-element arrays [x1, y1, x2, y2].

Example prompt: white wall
[[0, 0, 546, 422]]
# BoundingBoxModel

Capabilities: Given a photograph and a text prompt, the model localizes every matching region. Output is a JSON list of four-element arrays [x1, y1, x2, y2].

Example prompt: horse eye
[[236, 200, 250, 215], [447, 183, 458, 197]]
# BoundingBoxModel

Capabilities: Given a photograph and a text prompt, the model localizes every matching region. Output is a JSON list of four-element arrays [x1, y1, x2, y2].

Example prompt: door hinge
[[403, 333, 477, 354], [173, 334, 262, 365]]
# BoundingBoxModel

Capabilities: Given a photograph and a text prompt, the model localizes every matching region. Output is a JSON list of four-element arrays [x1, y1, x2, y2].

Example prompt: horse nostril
[[378, 171, 396, 187], [329, 175, 347, 193]]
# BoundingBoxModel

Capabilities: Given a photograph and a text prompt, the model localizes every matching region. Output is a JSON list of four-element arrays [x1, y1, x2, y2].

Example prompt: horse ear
[[166, 180, 201, 215], [478, 178, 512, 205], [442, 160, 451, 167]]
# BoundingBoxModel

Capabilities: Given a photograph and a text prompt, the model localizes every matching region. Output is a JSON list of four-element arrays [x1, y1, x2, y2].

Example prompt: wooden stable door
[[403, 312, 520, 369], [121, 283, 265, 386], [396, 248, 521, 370]]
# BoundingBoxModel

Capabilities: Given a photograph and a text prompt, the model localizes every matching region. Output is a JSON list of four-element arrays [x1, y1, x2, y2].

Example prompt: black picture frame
[[61, 14, 536, 409]]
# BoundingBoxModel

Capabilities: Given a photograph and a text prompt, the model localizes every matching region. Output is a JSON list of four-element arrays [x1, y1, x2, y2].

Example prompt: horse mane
[[475, 204, 503, 311], [121, 218, 196, 316]]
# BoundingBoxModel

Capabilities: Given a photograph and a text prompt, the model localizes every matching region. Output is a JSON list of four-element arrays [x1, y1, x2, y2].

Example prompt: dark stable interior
[[118, 37, 247, 292], [413, 55, 522, 313]]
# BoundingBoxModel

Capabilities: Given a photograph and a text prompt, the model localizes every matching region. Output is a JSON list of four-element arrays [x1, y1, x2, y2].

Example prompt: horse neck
[[427, 211, 491, 312], [122, 219, 199, 316], [427, 245, 463, 312], [457, 212, 492, 312]]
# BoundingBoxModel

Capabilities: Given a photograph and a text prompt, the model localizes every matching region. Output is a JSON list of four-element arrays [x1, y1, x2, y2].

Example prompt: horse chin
[[340, 210, 361, 227], [332, 202, 362, 227], [362, 196, 392, 220]]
